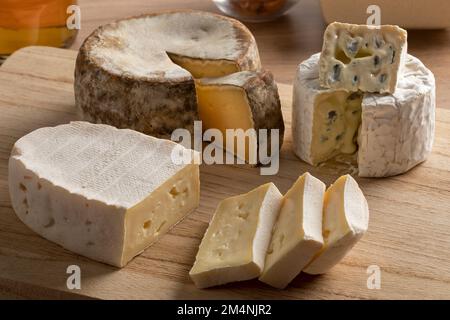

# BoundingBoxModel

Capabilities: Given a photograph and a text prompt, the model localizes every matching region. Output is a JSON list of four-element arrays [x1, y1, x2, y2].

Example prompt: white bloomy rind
[[292, 53, 435, 177], [8, 121, 200, 267], [358, 55, 436, 177], [319, 22, 408, 94], [303, 175, 369, 275]]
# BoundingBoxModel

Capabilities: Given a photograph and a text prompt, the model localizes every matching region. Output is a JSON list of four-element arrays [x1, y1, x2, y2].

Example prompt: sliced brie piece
[[292, 53, 435, 177], [319, 22, 407, 94], [303, 175, 369, 275], [189, 183, 282, 289], [75, 11, 261, 137], [8, 122, 200, 267], [196, 70, 284, 163], [259, 172, 325, 289]]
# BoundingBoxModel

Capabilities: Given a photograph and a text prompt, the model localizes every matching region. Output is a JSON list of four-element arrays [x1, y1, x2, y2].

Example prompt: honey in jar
[[0, 0, 78, 58]]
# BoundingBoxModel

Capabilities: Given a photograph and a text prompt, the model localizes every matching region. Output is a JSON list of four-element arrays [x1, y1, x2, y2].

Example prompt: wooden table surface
[[1, 0, 450, 300], [0, 47, 449, 300], [72, 0, 450, 109]]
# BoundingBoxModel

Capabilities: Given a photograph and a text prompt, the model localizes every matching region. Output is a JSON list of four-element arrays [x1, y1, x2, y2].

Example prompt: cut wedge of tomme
[[75, 10, 261, 137], [292, 53, 435, 177], [8, 122, 200, 267], [303, 175, 369, 275], [196, 70, 284, 163], [189, 183, 282, 289], [319, 22, 408, 94], [259, 173, 325, 289]]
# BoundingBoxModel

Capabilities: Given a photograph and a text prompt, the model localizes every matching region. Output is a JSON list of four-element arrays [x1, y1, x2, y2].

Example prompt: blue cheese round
[[292, 53, 435, 177]]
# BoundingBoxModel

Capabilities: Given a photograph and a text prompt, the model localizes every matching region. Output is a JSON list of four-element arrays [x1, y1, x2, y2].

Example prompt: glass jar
[[213, 0, 301, 22], [0, 0, 78, 60]]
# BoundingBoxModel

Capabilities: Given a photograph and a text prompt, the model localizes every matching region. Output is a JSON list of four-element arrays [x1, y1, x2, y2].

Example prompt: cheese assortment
[[189, 183, 282, 289], [304, 175, 369, 274], [319, 22, 408, 94], [259, 173, 325, 289], [196, 70, 284, 162], [75, 10, 284, 161], [8, 122, 200, 267], [9, 12, 441, 293], [293, 24, 435, 177], [190, 173, 369, 289]]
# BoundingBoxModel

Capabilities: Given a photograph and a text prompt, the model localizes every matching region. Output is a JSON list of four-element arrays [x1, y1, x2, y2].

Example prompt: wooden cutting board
[[0, 46, 449, 300]]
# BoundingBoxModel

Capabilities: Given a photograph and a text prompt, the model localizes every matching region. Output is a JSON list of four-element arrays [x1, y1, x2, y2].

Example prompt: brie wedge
[[259, 173, 325, 289], [8, 122, 200, 267], [319, 22, 407, 94], [303, 175, 369, 275], [189, 183, 282, 289]]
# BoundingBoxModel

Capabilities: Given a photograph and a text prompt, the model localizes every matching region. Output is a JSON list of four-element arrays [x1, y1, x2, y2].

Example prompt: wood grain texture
[[0, 46, 449, 300], [65, 0, 450, 109]]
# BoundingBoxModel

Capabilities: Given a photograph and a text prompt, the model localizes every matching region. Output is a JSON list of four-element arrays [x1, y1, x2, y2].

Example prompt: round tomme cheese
[[75, 10, 261, 137], [292, 53, 435, 177]]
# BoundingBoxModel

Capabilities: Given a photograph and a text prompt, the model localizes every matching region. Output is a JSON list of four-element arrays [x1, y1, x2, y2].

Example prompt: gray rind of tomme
[[242, 71, 285, 161], [75, 49, 198, 138]]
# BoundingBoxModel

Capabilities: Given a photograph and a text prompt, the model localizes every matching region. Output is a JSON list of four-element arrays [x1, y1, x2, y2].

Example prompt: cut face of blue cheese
[[303, 175, 369, 275], [293, 53, 435, 177], [259, 173, 325, 289], [189, 183, 282, 289], [8, 122, 200, 267], [319, 22, 408, 94], [309, 91, 363, 165]]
